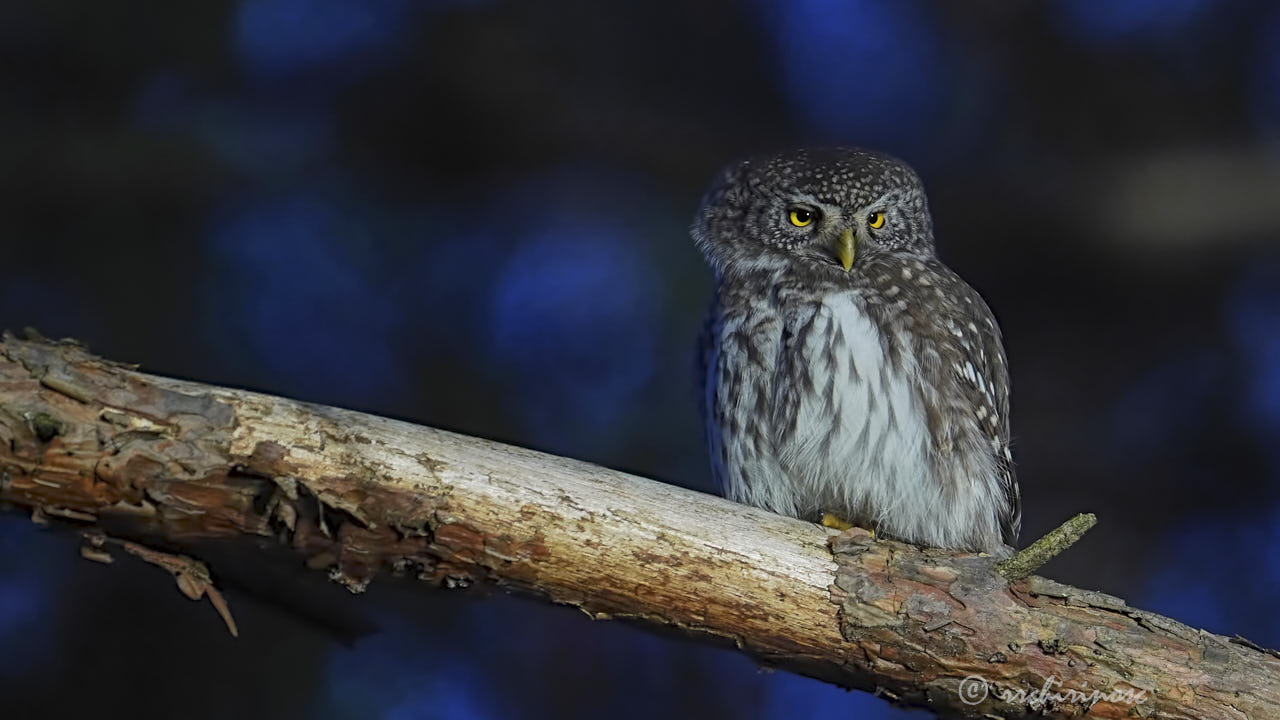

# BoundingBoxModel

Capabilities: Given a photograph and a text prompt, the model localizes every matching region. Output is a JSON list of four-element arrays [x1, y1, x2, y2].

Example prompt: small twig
[[997, 512, 1097, 580], [118, 540, 239, 637], [81, 531, 239, 637]]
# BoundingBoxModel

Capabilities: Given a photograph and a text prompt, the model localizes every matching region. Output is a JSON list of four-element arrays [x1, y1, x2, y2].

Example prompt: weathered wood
[[0, 333, 1276, 719]]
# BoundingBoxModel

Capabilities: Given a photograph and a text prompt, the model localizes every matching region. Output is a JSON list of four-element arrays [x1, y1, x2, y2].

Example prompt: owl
[[693, 147, 1019, 554]]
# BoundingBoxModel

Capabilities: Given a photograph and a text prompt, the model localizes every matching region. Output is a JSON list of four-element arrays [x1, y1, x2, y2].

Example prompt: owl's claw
[[821, 513, 876, 539], [821, 513, 855, 532]]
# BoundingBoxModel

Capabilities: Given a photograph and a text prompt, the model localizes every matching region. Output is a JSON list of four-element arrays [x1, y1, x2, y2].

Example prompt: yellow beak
[[834, 228, 855, 271]]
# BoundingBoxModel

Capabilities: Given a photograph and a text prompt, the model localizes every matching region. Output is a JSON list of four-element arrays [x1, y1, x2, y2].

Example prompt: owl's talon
[[821, 513, 855, 531]]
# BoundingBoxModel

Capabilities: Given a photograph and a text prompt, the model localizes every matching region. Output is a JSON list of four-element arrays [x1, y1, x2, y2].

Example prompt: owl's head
[[692, 147, 934, 278]]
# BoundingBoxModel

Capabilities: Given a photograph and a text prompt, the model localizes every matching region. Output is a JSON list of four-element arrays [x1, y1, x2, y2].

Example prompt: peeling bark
[[0, 333, 1276, 719]]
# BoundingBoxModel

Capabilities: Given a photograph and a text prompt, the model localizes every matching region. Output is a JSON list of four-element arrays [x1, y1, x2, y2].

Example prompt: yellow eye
[[868, 212, 886, 229], [788, 207, 816, 227]]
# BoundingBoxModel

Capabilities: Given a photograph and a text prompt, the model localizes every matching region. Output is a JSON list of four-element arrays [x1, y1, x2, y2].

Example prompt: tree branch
[[0, 333, 1276, 719]]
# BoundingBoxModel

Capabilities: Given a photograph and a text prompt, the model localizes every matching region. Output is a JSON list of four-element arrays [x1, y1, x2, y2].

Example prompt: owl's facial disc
[[691, 147, 936, 278], [834, 228, 855, 272]]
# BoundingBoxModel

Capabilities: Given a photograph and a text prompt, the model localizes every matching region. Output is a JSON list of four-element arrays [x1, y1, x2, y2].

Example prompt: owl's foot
[[820, 513, 852, 531], [821, 513, 858, 533]]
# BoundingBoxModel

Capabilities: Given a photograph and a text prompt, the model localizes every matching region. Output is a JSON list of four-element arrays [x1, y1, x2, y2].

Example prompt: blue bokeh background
[[3, 1, 1280, 718]]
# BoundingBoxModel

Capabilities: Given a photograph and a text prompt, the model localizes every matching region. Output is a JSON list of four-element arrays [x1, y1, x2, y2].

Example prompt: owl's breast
[[772, 292, 934, 519]]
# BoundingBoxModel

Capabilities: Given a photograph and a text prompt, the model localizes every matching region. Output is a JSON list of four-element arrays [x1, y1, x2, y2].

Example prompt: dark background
[[3, 1, 1280, 718]]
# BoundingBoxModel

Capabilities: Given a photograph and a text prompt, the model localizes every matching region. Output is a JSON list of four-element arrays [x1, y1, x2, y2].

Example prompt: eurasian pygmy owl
[[694, 147, 1019, 554]]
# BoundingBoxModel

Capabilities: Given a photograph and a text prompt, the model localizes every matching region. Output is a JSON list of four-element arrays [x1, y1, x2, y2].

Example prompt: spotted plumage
[[693, 147, 1019, 554]]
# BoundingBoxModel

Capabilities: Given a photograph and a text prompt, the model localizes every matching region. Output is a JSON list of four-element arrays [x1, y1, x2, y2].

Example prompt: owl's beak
[[834, 228, 855, 271]]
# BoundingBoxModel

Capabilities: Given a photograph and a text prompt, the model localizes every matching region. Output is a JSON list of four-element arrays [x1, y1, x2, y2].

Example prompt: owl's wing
[[902, 260, 1021, 548], [950, 278, 1021, 546], [695, 294, 726, 492]]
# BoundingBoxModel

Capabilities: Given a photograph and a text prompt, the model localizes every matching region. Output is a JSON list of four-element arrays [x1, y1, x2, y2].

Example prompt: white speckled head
[[692, 147, 934, 279]]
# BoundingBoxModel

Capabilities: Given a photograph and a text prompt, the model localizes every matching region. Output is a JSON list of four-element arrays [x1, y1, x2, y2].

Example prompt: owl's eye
[[867, 212, 886, 229], [788, 207, 818, 227]]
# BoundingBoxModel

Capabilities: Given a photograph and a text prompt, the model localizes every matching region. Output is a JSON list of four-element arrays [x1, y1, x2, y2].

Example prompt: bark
[[0, 332, 1275, 719]]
